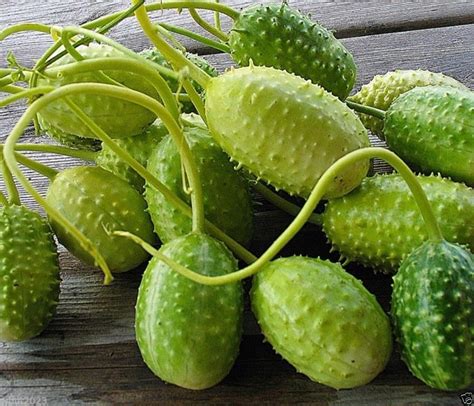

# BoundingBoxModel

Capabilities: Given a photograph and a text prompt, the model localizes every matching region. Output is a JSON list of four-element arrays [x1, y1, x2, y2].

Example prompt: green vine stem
[[214, 0, 222, 32], [12, 143, 97, 161], [119, 147, 444, 286], [158, 22, 230, 53], [133, 0, 211, 89], [1, 158, 20, 206], [188, 5, 229, 42], [3, 94, 115, 285], [0, 23, 51, 40], [0, 187, 8, 206], [346, 100, 386, 120], [0, 86, 55, 107], [253, 182, 322, 226], [87, 1, 239, 31], [0, 84, 25, 94], [14, 152, 59, 180]]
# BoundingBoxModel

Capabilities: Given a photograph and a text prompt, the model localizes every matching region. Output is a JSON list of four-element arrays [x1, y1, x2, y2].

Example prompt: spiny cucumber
[[251, 256, 392, 389], [350, 70, 467, 139], [46, 166, 156, 272], [145, 125, 253, 246], [392, 240, 473, 390], [383, 86, 474, 185], [205, 66, 370, 199], [322, 173, 474, 272], [136, 233, 243, 389], [37, 43, 159, 139], [0, 205, 60, 341], [229, 3, 356, 99]]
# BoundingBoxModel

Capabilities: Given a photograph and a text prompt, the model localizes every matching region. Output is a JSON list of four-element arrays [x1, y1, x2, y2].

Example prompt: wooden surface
[[0, 1, 473, 405]]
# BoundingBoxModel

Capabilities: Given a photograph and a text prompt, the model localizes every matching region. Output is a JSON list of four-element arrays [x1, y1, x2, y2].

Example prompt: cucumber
[[37, 44, 159, 139], [145, 125, 253, 246], [392, 240, 473, 390], [322, 174, 474, 272], [384, 86, 474, 185], [251, 256, 392, 389], [229, 3, 356, 99], [46, 166, 156, 273], [350, 70, 467, 139], [205, 66, 370, 199], [136, 233, 243, 389], [0, 205, 60, 341]]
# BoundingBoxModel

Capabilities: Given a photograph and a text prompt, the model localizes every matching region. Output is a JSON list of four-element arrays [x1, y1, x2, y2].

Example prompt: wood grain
[[0, 1, 473, 404]]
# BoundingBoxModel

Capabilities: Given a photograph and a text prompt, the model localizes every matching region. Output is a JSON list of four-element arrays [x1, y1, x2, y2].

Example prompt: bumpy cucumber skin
[[145, 125, 253, 246], [38, 114, 101, 152], [37, 44, 159, 139], [136, 233, 243, 390], [46, 166, 155, 273], [392, 240, 473, 390], [251, 257, 392, 389], [384, 86, 474, 185], [96, 119, 168, 191], [0, 205, 60, 342], [322, 174, 474, 272], [206, 66, 370, 199], [229, 4, 356, 99], [350, 70, 467, 139], [140, 48, 217, 113]]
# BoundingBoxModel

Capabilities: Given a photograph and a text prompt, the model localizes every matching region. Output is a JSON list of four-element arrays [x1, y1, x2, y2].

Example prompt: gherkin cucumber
[[392, 240, 473, 390], [229, 3, 356, 99], [322, 174, 474, 272]]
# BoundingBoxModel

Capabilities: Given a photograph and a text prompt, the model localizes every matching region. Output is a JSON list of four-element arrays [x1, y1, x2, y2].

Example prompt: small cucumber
[[205, 66, 370, 199], [46, 166, 156, 272], [136, 233, 243, 389], [384, 86, 474, 185], [145, 124, 253, 246], [392, 240, 473, 390], [350, 70, 467, 139], [37, 44, 159, 139], [251, 256, 392, 389], [229, 4, 357, 99], [0, 205, 60, 341], [322, 174, 474, 272]]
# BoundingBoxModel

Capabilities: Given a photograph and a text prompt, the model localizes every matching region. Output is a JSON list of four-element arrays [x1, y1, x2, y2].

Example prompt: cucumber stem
[[253, 182, 323, 226], [1, 159, 20, 206], [214, 0, 222, 32], [0, 84, 24, 94], [0, 188, 8, 206], [133, 0, 211, 89], [3, 94, 115, 285], [126, 147, 443, 286], [86, 1, 239, 30], [13, 144, 97, 161], [0, 23, 51, 41], [62, 87, 205, 233], [15, 152, 59, 180], [346, 100, 386, 120], [0, 86, 55, 108], [158, 22, 230, 53], [188, 5, 229, 42]]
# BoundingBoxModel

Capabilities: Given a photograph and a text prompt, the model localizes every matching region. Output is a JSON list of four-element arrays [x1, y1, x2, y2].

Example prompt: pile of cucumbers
[[0, 1, 472, 393]]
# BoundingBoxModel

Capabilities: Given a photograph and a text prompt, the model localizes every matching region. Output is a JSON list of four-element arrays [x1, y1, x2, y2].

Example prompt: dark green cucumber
[[392, 240, 473, 390], [384, 86, 474, 185], [229, 3, 356, 99], [322, 174, 474, 272], [251, 256, 392, 389], [0, 205, 60, 341], [145, 125, 253, 246], [136, 233, 243, 389]]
